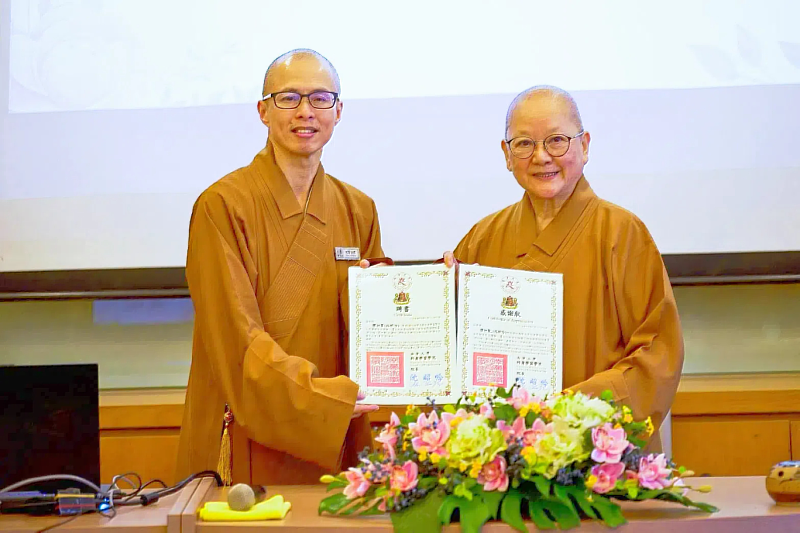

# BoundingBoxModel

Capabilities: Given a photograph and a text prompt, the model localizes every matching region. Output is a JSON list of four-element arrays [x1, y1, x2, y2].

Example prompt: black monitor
[[0, 364, 100, 494]]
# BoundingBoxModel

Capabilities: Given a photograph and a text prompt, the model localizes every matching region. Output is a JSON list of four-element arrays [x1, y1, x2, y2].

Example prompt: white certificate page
[[349, 264, 457, 405], [457, 264, 563, 397]]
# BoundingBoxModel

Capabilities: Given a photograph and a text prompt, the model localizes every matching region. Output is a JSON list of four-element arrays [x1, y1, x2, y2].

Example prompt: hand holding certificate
[[349, 263, 563, 405]]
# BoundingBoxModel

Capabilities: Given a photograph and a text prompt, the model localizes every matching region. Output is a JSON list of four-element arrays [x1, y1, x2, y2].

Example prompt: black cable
[[114, 471, 221, 507]]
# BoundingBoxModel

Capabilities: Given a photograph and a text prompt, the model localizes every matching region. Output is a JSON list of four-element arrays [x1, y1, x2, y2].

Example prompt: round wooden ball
[[766, 461, 800, 506]]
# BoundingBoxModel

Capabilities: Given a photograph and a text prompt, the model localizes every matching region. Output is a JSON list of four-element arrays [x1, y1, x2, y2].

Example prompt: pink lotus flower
[[480, 404, 495, 419], [375, 412, 401, 460], [497, 416, 553, 445], [343, 468, 371, 500], [440, 408, 470, 425], [509, 387, 543, 410], [591, 423, 629, 463], [478, 456, 509, 492], [390, 461, 419, 492], [590, 463, 625, 494], [522, 418, 553, 446], [409, 411, 450, 455], [638, 454, 672, 490], [408, 411, 450, 456]]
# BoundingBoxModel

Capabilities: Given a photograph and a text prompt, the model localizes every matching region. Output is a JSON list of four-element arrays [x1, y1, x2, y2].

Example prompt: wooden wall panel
[[672, 417, 791, 476], [792, 421, 800, 461], [100, 429, 180, 486]]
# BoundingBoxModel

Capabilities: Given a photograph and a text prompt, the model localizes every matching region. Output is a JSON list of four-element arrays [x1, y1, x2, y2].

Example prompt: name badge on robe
[[334, 247, 361, 261]]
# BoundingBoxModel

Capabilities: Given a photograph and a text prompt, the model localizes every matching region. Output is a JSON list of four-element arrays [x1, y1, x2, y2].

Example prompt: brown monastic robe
[[454, 176, 684, 450], [176, 143, 382, 484]]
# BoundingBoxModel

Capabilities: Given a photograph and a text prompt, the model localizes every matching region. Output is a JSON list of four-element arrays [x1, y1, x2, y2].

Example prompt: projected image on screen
[[1, 0, 799, 271]]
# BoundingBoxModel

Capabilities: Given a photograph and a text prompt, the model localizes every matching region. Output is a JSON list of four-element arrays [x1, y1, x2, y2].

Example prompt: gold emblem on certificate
[[392, 272, 412, 305], [500, 275, 520, 310]]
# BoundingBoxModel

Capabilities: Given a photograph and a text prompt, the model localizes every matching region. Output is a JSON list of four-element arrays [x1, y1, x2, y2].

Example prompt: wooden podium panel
[[183, 477, 800, 533]]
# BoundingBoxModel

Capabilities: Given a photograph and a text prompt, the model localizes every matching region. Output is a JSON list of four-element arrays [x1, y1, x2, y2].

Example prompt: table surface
[[0, 484, 200, 533], [187, 477, 800, 533]]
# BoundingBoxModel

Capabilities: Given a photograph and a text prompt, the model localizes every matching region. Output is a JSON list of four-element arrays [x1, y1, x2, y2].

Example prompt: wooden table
[[0, 480, 204, 533], [184, 477, 800, 532]]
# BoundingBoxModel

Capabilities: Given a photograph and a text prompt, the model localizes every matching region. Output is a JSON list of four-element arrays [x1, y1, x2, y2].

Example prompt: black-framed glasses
[[505, 131, 585, 158], [262, 91, 338, 109]]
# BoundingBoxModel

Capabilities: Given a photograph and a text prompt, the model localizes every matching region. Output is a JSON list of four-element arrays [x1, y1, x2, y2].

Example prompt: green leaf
[[553, 484, 580, 517], [527, 497, 557, 530], [600, 390, 614, 402], [496, 386, 511, 398], [531, 475, 552, 497], [454, 483, 474, 500], [324, 477, 349, 490], [458, 497, 492, 533], [338, 499, 366, 516], [536, 497, 581, 529], [492, 404, 517, 423], [438, 495, 460, 525], [444, 404, 456, 414], [419, 476, 438, 490], [359, 500, 385, 516], [499, 489, 527, 533], [391, 491, 445, 533], [481, 490, 505, 519], [401, 415, 416, 425], [588, 494, 627, 527], [318, 493, 352, 515], [655, 491, 719, 513], [437, 494, 491, 533]]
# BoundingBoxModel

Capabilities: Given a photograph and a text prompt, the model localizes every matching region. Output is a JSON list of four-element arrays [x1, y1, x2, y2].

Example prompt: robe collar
[[514, 175, 597, 258], [253, 142, 328, 224]]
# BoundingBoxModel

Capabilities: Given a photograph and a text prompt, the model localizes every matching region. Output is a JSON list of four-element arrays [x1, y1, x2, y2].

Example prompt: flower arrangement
[[319, 386, 718, 532]]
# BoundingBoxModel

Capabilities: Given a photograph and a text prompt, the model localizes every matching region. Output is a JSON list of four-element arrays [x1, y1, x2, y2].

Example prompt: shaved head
[[262, 48, 341, 97], [505, 85, 583, 138]]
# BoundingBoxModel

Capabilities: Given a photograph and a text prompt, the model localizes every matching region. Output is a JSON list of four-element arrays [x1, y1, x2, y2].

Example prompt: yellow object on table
[[198, 495, 292, 521]]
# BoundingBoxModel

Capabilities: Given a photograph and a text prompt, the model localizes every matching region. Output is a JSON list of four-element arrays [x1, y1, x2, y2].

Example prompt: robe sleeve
[[361, 199, 385, 260], [569, 242, 684, 435], [186, 189, 358, 471], [453, 224, 478, 263]]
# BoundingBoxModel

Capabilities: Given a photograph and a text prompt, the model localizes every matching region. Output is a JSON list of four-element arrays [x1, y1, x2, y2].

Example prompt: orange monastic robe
[[176, 143, 383, 484], [454, 176, 683, 449]]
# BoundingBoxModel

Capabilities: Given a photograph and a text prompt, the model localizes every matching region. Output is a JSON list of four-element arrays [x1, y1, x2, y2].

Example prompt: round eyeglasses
[[263, 91, 338, 109], [505, 131, 585, 158]]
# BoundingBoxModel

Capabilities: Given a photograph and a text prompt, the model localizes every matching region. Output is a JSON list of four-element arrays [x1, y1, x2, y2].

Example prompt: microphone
[[226, 484, 267, 512]]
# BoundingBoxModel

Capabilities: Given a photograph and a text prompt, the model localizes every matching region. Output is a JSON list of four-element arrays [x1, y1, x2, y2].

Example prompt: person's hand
[[359, 258, 388, 268], [443, 251, 457, 268], [352, 390, 379, 419]]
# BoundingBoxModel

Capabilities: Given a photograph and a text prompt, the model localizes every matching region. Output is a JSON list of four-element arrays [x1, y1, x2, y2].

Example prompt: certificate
[[348, 264, 457, 405], [458, 264, 563, 398]]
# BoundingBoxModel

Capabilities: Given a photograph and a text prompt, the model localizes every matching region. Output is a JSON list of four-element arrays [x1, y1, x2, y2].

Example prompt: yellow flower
[[402, 441, 409, 451], [622, 406, 632, 415], [430, 452, 442, 464], [645, 417, 655, 436], [438, 477, 448, 485], [519, 406, 530, 417], [319, 475, 336, 484], [564, 389, 574, 396], [459, 462, 468, 472], [469, 462, 482, 479], [623, 413, 634, 424], [614, 423, 622, 429], [364, 471, 372, 480], [418, 447, 428, 462], [586, 475, 598, 490], [406, 405, 414, 415], [520, 446, 537, 463], [449, 416, 464, 428], [529, 403, 542, 414], [697, 485, 712, 493]]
